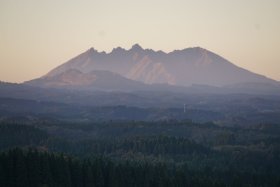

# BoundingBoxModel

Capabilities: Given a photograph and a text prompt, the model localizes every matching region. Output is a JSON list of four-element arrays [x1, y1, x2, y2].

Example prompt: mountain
[[39, 44, 277, 87]]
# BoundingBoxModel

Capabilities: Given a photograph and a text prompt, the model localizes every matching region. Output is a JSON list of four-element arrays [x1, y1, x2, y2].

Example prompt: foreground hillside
[[1, 148, 279, 187], [0, 120, 280, 187]]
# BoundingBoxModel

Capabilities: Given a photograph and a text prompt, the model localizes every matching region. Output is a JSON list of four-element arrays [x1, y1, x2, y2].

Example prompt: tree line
[[1, 148, 280, 187]]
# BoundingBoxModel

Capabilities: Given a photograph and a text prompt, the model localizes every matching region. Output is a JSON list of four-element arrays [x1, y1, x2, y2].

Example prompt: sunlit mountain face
[[28, 44, 276, 89]]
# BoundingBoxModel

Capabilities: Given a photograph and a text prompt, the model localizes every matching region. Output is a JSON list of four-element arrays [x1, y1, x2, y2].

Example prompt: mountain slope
[[42, 44, 277, 87]]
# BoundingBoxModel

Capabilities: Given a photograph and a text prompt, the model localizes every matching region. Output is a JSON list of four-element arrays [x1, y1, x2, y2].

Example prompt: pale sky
[[0, 0, 279, 83]]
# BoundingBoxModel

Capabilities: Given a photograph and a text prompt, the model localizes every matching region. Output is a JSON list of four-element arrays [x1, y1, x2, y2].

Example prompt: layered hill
[[26, 69, 151, 91]]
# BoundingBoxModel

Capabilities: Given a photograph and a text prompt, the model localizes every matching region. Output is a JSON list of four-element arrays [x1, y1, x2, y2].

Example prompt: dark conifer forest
[[0, 120, 280, 186]]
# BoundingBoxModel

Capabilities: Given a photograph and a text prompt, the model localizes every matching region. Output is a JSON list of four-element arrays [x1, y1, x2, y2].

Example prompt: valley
[[1, 45, 280, 186]]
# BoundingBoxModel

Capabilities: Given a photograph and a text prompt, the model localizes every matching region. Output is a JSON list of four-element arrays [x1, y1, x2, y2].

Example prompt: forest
[[0, 120, 280, 186]]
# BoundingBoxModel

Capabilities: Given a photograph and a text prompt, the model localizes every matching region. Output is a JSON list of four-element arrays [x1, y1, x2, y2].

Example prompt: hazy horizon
[[1, 0, 280, 83]]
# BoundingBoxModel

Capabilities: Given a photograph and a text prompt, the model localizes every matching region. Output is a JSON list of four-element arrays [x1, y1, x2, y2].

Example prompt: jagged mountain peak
[[85, 47, 98, 54], [130, 43, 144, 51], [111, 46, 126, 54]]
